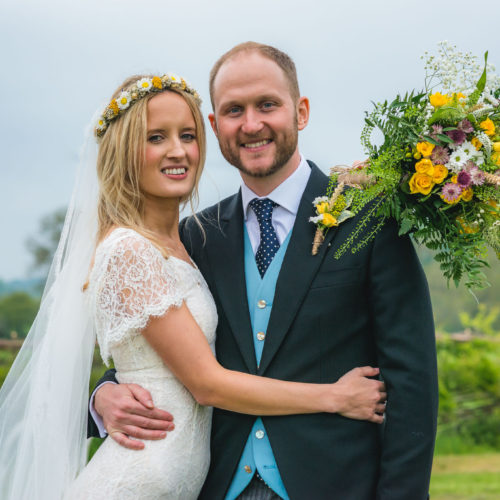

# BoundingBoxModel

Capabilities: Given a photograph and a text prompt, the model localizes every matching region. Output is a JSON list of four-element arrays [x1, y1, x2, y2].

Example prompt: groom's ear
[[297, 97, 310, 131], [208, 113, 218, 137]]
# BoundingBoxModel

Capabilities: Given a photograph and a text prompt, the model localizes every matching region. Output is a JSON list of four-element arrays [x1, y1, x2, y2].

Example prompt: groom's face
[[209, 51, 308, 181]]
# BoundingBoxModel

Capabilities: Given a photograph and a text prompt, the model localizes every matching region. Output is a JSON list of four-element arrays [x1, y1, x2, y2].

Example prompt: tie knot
[[249, 198, 277, 223]]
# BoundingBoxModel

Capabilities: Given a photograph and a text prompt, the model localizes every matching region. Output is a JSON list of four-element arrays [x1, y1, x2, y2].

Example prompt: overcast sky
[[1, 0, 499, 280]]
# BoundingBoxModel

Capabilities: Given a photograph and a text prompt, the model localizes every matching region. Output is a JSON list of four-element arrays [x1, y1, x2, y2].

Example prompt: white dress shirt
[[241, 154, 311, 253]]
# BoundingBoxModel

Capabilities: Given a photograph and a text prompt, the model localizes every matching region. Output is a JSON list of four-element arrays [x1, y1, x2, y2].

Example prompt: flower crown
[[95, 74, 201, 138]]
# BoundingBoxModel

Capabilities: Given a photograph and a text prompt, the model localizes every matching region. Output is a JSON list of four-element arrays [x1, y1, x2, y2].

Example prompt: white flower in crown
[[136, 78, 153, 92], [117, 91, 132, 110], [96, 117, 107, 132], [166, 73, 181, 83]]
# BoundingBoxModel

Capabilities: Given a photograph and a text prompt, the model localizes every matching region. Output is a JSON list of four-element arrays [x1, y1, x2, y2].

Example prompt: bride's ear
[[208, 114, 218, 137]]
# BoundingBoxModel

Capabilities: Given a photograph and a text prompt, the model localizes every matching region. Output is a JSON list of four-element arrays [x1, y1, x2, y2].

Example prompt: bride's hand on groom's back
[[95, 383, 175, 450]]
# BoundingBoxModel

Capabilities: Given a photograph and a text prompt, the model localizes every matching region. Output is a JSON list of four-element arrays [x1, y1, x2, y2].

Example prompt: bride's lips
[[160, 166, 188, 179], [241, 139, 273, 152]]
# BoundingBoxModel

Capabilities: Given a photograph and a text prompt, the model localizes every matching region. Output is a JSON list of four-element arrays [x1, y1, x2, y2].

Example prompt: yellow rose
[[492, 152, 500, 166], [316, 202, 329, 214], [472, 137, 483, 151], [416, 141, 435, 157], [415, 159, 434, 176], [432, 164, 448, 184], [429, 92, 450, 107], [493, 142, 500, 152], [461, 188, 473, 202], [480, 118, 496, 136], [322, 213, 338, 227], [409, 173, 434, 195]]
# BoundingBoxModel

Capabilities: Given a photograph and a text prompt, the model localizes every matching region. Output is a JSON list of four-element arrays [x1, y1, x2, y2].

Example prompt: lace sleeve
[[92, 231, 184, 364]]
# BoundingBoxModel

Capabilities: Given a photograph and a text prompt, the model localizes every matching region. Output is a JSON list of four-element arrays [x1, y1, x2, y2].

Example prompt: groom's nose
[[241, 108, 264, 135]]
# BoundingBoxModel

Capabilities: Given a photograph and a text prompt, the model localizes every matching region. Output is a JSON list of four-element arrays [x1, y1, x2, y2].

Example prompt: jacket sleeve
[[369, 219, 438, 500], [87, 368, 118, 438]]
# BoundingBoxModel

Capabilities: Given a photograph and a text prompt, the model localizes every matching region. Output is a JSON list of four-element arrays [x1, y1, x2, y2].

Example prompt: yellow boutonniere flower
[[322, 213, 338, 227], [316, 202, 329, 214]]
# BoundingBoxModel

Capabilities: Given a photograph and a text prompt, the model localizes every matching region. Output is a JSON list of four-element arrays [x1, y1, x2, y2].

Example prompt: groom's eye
[[228, 106, 242, 115]]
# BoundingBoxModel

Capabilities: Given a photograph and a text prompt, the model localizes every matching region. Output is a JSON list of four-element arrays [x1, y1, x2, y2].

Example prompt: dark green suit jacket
[[90, 162, 438, 499]]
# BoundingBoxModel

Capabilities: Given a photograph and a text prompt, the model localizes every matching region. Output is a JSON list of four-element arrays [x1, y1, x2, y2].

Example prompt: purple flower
[[430, 124, 443, 139], [431, 146, 450, 164], [441, 183, 462, 203], [446, 129, 467, 145], [457, 170, 472, 188], [458, 119, 474, 133], [467, 165, 485, 185]]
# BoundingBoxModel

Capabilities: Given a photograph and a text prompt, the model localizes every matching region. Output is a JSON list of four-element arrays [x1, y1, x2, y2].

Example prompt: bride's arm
[[142, 302, 386, 421]]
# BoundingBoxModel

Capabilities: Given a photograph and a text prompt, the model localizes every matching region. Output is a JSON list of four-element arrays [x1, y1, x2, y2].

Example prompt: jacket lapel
[[258, 162, 338, 375], [205, 191, 257, 373]]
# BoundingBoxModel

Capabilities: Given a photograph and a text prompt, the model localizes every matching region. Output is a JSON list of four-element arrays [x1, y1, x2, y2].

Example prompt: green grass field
[[430, 454, 500, 499]]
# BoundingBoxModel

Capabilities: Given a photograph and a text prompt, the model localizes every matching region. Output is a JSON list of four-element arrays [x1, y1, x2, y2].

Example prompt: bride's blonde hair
[[95, 74, 206, 256]]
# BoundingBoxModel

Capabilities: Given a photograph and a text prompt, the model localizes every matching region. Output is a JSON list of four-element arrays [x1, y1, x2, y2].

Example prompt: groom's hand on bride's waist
[[95, 382, 175, 450]]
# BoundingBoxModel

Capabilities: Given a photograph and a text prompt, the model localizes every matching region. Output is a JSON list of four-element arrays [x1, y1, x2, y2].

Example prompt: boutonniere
[[310, 181, 355, 255]]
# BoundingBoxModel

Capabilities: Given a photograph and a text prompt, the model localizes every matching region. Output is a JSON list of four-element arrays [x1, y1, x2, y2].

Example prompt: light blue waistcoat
[[224, 227, 292, 500]]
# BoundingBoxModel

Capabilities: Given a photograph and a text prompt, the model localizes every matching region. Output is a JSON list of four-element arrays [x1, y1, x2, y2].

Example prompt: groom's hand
[[95, 383, 175, 450]]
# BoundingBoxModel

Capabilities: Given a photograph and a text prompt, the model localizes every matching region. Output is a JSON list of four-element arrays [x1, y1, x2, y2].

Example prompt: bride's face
[[140, 91, 200, 202]]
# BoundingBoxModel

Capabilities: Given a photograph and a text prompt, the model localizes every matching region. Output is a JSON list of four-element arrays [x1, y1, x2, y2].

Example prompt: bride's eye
[[148, 134, 163, 143]]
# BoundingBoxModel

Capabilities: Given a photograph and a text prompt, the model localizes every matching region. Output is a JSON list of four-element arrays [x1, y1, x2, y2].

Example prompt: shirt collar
[[241, 154, 311, 220]]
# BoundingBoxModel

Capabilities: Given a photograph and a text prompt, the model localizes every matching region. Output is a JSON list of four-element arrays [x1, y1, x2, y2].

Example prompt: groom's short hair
[[209, 41, 300, 108]]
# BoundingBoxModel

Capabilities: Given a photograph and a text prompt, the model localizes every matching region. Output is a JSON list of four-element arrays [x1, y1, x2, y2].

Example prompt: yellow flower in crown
[[137, 78, 153, 92], [415, 159, 434, 176], [322, 213, 338, 227], [461, 188, 473, 202], [480, 117, 495, 136], [108, 99, 119, 115], [432, 164, 448, 184], [152, 76, 162, 89], [429, 92, 450, 107], [316, 202, 329, 214], [472, 137, 483, 151], [416, 142, 435, 157], [117, 91, 131, 110], [409, 172, 434, 195]]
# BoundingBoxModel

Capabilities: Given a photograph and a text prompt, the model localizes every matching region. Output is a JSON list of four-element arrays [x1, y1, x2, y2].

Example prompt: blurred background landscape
[[1, 0, 499, 497], [0, 208, 499, 498]]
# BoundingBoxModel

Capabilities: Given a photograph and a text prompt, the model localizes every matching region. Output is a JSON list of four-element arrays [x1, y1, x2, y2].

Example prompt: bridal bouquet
[[313, 42, 500, 290]]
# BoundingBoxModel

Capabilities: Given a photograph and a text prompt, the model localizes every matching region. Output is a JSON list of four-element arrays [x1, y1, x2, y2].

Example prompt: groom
[[90, 42, 438, 499]]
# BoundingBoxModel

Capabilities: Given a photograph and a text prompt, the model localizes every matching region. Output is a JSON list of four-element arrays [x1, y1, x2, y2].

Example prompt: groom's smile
[[209, 50, 309, 194]]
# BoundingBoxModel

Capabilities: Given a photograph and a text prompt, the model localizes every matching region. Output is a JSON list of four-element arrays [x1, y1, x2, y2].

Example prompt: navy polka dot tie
[[249, 198, 280, 277]]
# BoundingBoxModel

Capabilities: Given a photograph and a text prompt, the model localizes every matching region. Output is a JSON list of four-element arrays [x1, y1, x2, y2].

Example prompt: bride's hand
[[332, 366, 387, 424], [95, 383, 175, 450]]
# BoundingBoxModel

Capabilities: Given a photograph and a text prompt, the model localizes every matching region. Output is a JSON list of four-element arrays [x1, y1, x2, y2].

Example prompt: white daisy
[[96, 117, 107, 131], [312, 196, 329, 205], [136, 78, 153, 92], [309, 214, 324, 224], [116, 91, 131, 110], [447, 147, 472, 173]]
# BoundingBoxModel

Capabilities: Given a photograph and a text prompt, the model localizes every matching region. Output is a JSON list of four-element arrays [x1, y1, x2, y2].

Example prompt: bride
[[0, 73, 386, 499]]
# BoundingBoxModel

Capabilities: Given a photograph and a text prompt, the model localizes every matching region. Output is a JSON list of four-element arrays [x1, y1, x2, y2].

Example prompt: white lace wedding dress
[[65, 228, 218, 500]]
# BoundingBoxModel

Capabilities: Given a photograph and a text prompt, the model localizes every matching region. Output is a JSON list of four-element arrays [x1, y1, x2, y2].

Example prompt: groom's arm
[[88, 370, 175, 450], [369, 219, 438, 500]]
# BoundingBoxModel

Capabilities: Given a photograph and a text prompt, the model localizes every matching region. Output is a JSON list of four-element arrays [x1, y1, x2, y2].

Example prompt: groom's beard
[[217, 124, 298, 178]]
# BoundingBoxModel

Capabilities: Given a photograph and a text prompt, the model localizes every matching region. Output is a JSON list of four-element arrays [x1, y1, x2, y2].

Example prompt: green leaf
[[437, 134, 455, 144], [475, 51, 488, 93], [422, 135, 441, 146], [398, 218, 414, 235], [442, 127, 458, 132]]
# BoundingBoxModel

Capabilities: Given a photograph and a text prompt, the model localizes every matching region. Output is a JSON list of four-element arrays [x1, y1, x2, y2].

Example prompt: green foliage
[[0, 292, 39, 339], [436, 335, 500, 452], [460, 304, 500, 337]]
